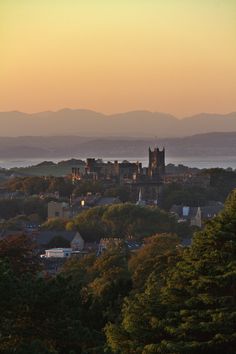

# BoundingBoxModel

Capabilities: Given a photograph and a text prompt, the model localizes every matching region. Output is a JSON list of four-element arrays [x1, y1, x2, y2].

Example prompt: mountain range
[[0, 132, 236, 159], [0, 109, 236, 137]]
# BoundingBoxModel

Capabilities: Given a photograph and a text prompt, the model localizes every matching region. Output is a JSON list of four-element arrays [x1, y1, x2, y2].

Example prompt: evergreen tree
[[106, 190, 236, 353]]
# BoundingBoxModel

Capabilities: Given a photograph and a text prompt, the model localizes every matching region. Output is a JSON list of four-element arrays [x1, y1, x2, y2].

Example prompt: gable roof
[[201, 204, 223, 218], [35, 231, 77, 246], [71, 232, 84, 243], [95, 197, 120, 206], [171, 203, 223, 220]]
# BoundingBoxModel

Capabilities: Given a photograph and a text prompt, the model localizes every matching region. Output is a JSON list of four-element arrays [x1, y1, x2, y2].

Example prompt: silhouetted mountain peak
[[0, 109, 235, 137]]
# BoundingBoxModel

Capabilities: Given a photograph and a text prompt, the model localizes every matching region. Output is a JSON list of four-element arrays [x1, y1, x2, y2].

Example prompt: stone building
[[48, 201, 71, 219], [71, 146, 166, 203], [148, 147, 165, 180]]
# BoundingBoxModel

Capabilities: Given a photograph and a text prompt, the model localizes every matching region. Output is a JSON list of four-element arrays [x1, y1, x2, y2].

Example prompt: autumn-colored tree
[[73, 203, 180, 241], [129, 233, 180, 291], [0, 233, 40, 276], [41, 218, 68, 231]]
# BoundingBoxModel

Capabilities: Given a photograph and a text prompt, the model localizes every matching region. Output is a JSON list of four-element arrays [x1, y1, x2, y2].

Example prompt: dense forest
[[0, 189, 236, 353]]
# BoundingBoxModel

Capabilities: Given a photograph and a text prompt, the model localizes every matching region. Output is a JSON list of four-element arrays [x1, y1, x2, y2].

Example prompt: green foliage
[[89, 246, 131, 305], [0, 265, 99, 353], [207, 168, 236, 201], [47, 177, 74, 197], [23, 197, 48, 219], [162, 184, 208, 210], [41, 218, 68, 231], [74, 203, 179, 241], [65, 220, 76, 231], [0, 234, 40, 276], [74, 206, 107, 241], [73, 181, 104, 196], [6, 176, 48, 195], [0, 197, 47, 221], [0, 199, 22, 219], [162, 169, 236, 211], [106, 189, 236, 353], [2, 190, 236, 353], [63, 245, 132, 326], [5, 176, 74, 197], [104, 186, 132, 202], [128, 234, 180, 291]]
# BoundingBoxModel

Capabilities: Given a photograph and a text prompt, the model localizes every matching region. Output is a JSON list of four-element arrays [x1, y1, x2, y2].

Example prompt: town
[[1, 145, 236, 353], [1, 146, 235, 274], [1, 0, 235, 351]]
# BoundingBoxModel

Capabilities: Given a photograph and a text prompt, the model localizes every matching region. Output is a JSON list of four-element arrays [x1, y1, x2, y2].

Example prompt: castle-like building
[[72, 146, 165, 202], [148, 147, 165, 178]]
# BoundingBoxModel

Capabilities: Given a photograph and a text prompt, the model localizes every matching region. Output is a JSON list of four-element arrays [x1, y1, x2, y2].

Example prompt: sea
[[0, 156, 236, 170]]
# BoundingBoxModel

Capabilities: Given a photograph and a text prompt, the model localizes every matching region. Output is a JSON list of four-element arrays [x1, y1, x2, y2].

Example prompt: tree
[[0, 234, 40, 276], [0, 198, 47, 221], [106, 189, 236, 353], [129, 233, 180, 291], [41, 218, 68, 231], [73, 204, 180, 242], [162, 183, 208, 210], [0, 266, 99, 354], [104, 185, 132, 202], [61, 245, 132, 351], [45, 236, 70, 248], [63, 245, 132, 327], [158, 189, 236, 353], [73, 206, 107, 241], [73, 180, 104, 196]]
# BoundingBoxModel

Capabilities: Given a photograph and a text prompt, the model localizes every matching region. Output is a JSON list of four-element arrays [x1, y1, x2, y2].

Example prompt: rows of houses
[[47, 195, 121, 219], [170, 201, 224, 228]]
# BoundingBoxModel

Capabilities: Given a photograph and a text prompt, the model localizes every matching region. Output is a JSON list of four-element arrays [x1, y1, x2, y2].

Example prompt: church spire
[[136, 188, 146, 206], [138, 188, 142, 202]]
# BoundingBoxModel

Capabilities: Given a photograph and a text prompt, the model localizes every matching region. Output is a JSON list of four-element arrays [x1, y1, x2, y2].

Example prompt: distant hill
[[0, 109, 236, 137], [0, 132, 236, 159]]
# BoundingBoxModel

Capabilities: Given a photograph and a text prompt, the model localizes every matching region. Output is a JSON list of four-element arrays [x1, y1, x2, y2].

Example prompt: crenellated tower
[[148, 147, 165, 180]]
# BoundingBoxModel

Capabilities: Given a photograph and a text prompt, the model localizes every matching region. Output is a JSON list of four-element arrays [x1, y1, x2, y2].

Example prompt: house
[[44, 248, 72, 258], [171, 202, 224, 228], [70, 232, 84, 251], [201, 202, 224, 219], [95, 197, 120, 206], [170, 205, 201, 227], [47, 201, 71, 219], [35, 231, 78, 249]]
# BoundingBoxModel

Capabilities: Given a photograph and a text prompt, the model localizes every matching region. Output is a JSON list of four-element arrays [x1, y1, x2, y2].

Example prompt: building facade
[[71, 146, 166, 202]]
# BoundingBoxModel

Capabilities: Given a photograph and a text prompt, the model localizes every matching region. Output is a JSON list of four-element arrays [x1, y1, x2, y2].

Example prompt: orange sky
[[0, 0, 235, 117]]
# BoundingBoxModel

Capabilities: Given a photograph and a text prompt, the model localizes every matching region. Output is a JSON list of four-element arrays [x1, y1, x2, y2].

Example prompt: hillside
[[0, 132, 236, 159]]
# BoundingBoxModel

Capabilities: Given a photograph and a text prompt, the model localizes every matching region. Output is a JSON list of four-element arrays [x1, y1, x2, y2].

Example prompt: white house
[[45, 248, 73, 258]]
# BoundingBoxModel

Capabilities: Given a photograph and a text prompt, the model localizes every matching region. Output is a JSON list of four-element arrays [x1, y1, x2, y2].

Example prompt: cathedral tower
[[148, 147, 165, 180]]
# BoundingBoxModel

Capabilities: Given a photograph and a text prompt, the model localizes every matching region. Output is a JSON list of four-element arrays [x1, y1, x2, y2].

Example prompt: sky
[[0, 0, 235, 117]]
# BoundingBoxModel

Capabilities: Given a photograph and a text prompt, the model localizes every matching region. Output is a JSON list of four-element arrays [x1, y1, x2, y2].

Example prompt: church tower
[[148, 147, 165, 180]]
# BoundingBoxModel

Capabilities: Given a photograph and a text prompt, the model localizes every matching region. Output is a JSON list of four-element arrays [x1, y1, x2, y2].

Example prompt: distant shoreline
[[1, 156, 236, 170]]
